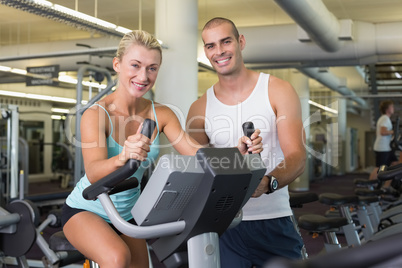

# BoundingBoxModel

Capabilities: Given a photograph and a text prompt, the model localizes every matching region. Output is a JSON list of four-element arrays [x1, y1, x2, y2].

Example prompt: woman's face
[[113, 44, 161, 98]]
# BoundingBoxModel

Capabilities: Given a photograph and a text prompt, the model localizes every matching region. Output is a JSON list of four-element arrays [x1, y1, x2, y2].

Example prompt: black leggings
[[61, 202, 135, 236]]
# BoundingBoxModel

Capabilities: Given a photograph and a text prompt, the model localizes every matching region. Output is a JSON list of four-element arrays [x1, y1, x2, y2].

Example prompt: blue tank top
[[66, 101, 160, 222]]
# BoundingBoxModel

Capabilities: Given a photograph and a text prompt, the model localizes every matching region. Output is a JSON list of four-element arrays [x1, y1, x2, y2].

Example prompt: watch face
[[272, 179, 279, 190]]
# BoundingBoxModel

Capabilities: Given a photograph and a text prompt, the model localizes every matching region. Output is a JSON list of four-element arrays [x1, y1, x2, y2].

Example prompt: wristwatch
[[266, 176, 279, 194]]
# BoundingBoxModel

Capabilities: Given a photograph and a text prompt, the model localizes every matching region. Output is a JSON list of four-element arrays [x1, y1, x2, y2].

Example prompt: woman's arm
[[81, 105, 151, 183], [157, 104, 203, 155]]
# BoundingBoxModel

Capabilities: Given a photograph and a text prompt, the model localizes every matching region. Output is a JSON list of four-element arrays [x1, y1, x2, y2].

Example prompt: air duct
[[239, 21, 402, 66], [298, 67, 368, 108], [274, 0, 342, 52]]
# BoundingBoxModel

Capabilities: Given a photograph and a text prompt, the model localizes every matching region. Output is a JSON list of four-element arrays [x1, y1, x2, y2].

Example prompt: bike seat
[[319, 193, 359, 206], [298, 214, 349, 232]]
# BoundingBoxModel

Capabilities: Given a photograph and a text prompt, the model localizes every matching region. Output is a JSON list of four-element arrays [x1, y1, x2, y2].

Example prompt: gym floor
[[22, 172, 366, 267]]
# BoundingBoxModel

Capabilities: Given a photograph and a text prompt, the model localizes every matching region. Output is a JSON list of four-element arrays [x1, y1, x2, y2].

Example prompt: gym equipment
[[88, 120, 265, 267], [289, 192, 319, 259], [390, 116, 402, 152], [0, 104, 20, 203], [86, 147, 265, 267], [0, 199, 83, 268], [298, 167, 402, 254], [72, 65, 115, 185], [298, 210, 350, 253], [0, 199, 37, 267], [50, 120, 266, 268], [264, 231, 402, 268]]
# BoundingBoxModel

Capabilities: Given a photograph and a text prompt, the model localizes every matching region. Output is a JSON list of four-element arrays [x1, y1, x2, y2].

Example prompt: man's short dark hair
[[379, 100, 394, 114], [202, 17, 240, 41]]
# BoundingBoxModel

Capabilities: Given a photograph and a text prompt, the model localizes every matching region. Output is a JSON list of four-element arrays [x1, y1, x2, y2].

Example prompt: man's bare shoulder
[[267, 74, 300, 115], [189, 93, 207, 116], [268, 74, 293, 90]]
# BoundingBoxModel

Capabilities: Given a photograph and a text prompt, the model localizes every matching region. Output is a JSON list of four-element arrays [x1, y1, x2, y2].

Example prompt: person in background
[[369, 100, 398, 188], [186, 17, 306, 267]]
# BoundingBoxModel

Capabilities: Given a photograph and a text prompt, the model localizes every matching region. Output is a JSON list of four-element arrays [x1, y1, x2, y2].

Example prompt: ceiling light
[[51, 108, 70, 113], [0, 65, 107, 90], [53, 4, 117, 29], [0, 66, 12, 72], [115, 26, 132, 34], [0, 89, 89, 104], [0, 0, 126, 38], [0, 90, 26, 98], [308, 100, 338, 114], [10, 68, 27, 75], [51, 115, 62, 120]]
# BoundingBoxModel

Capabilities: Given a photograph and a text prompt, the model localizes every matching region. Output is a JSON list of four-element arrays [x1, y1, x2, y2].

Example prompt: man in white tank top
[[187, 17, 306, 267]]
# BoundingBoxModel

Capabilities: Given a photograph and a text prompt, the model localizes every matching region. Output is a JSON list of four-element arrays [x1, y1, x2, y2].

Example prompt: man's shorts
[[219, 216, 303, 268], [375, 151, 398, 167]]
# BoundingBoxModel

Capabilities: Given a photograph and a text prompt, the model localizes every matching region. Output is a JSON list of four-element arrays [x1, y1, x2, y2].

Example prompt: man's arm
[[268, 76, 307, 189], [186, 94, 210, 146], [380, 126, 393, 136]]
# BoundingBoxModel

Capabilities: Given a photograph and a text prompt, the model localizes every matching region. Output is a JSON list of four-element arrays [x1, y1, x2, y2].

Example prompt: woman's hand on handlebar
[[116, 123, 152, 167], [237, 129, 263, 155]]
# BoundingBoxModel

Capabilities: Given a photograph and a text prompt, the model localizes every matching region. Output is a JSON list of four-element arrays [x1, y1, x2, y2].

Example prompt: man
[[369, 100, 397, 187], [186, 17, 306, 267]]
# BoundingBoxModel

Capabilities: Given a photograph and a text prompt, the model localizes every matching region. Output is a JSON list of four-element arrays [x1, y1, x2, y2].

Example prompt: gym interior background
[[1, 0, 402, 265], [2, 0, 402, 188]]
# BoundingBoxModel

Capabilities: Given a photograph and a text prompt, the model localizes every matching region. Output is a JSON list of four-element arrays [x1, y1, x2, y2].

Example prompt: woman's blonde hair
[[115, 30, 162, 62]]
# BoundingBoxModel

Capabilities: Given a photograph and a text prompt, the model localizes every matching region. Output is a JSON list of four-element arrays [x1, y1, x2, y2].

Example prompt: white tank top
[[205, 73, 292, 220]]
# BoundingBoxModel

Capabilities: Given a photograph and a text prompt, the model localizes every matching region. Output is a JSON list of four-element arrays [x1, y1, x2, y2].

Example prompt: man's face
[[202, 23, 244, 76], [388, 104, 394, 115]]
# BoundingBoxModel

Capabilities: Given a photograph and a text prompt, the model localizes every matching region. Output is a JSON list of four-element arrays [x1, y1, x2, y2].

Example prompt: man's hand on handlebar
[[251, 175, 270, 197], [237, 129, 263, 155]]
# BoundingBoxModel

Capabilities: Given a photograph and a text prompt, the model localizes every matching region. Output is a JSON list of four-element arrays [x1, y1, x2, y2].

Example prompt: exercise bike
[[50, 119, 267, 268]]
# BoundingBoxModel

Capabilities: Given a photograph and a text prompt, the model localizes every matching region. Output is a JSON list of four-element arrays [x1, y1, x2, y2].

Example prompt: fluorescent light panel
[[51, 108, 70, 113], [0, 89, 90, 105], [0, 65, 107, 90], [5, 0, 128, 38], [308, 100, 338, 114], [51, 115, 62, 120]]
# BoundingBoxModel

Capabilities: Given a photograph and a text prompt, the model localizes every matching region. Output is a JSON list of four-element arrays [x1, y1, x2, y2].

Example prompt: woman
[[62, 30, 262, 268]]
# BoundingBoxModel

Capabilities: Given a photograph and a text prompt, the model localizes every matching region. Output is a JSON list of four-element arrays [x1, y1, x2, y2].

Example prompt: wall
[[347, 108, 373, 170]]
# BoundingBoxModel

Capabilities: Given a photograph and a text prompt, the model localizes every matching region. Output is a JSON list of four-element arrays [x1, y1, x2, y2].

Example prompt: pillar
[[334, 97, 347, 175], [154, 0, 198, 155]]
